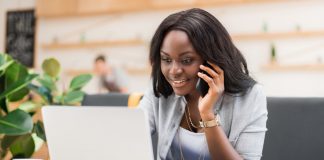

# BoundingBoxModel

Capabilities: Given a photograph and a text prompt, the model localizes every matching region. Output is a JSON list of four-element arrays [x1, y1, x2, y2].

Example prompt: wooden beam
[[36, 0, 289, 18]]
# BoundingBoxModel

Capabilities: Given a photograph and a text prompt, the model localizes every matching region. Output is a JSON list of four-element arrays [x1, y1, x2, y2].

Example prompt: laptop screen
[[42, 106, 154, 160]]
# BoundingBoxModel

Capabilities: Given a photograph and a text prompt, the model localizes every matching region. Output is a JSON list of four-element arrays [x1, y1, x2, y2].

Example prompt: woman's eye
[[161, 58, 172, 63], [182, 58, 192, 64]]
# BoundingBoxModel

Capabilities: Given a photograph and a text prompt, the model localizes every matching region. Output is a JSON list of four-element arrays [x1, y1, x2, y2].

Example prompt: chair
[[262, 97, 324, 160], [81, 92, 143, 108]]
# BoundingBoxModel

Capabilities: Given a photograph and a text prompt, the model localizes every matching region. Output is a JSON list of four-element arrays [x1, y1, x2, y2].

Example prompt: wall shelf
[[42, 39, 145, 50], [231, 30, 324, 41], [64, 67, 151, 76], [262, 62, 324, 71], [41, 30, 324, 50]]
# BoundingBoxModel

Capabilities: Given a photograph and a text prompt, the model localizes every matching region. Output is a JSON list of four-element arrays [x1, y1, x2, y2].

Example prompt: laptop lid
[[42, 106, 154, 160]]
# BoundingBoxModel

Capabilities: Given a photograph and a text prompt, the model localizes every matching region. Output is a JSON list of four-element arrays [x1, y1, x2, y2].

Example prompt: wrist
[[200, 111, 215, 121]]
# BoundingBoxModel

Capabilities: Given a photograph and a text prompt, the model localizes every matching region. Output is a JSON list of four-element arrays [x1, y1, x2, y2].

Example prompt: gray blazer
[[139, 84, 268, 160]]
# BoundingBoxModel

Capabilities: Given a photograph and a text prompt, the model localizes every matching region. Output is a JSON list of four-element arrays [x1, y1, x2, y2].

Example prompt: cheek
[[190, 64, 201, 77], [160, 63, 168, 77]]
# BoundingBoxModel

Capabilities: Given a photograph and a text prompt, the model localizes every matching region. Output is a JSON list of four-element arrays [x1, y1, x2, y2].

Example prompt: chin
[[173, 88, 191, 96]]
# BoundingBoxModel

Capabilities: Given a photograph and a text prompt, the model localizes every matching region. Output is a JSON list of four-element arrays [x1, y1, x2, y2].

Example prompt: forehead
[[162, 30, 192, 49], [161, 30, 197, 57]]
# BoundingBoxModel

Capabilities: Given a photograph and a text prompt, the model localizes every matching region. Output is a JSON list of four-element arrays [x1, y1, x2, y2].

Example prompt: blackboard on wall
[[5, 9, 36, 67]]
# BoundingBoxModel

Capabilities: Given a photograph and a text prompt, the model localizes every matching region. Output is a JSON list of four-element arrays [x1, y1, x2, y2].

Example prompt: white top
[[170, 127, 211, 160]]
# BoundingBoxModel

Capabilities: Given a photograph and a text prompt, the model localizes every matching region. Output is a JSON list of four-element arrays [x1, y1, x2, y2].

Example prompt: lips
[[170, 79, 189, 88]]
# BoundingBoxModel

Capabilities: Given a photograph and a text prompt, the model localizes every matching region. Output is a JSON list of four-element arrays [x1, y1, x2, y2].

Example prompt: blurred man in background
[[94, 54, 128, 93]]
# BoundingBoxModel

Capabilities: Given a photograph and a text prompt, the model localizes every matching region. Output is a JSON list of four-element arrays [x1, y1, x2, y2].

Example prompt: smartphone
[[196, 61, 214, 97]]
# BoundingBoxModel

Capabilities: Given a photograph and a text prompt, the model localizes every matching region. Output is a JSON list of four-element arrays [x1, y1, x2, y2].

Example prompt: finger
[[207, 61, 224, 82], [199, 64, 222, 85], [197, 72, 217, 91], [207, 61, 224, 75], [199, 64, 219, 80]]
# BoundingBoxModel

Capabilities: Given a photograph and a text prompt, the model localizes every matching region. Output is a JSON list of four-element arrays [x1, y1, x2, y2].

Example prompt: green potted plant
[[0, 52, 38, 158], [0, 53, 92, 159]]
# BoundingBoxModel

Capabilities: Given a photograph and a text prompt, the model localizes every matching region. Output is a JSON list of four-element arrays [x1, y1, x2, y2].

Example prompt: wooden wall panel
[[36, 0, 78, 17]]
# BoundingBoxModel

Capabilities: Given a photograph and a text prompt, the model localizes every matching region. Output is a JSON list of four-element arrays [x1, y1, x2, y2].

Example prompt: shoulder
[[248, 83, 265, 98], [246, 83, 266, 108], [228, 83, 267, 116], [245, 83, 266, 104], [236, 83, 265, 105]]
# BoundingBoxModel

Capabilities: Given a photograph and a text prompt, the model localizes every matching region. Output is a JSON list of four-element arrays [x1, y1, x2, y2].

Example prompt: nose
[[170, 61, 183, 75]]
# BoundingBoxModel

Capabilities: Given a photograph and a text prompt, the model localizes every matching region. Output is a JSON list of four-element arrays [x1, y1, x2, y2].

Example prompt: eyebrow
[[160, 50, 194, 57]]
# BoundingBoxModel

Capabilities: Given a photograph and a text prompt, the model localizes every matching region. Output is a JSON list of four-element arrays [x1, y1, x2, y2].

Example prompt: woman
[[139, 8, 267, 160]]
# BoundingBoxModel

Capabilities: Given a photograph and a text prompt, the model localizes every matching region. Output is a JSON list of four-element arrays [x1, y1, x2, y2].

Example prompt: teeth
[[173, 80, 186, 84]]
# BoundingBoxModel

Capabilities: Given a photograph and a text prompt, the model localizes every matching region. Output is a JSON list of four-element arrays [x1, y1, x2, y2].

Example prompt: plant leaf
[[37, 74, 57, 91], [5, 61, 28, 87], [28, 84, 51, 104], [69, 74, 92, 91], [0, 74, 38, 101], [0, 109, 33, 135], [10, 134, 35, 158], [42, 58, 60, 78], [0, 60, 14, 77], [4, 61, 30, 102], [53, 95, 63, 105], [1, 135, 19, 158], [7, 87, 29, 102], [0, 72, 4, 93], [18, 101, 40, 113], [0, 52, 5, 65], [34, 121, 46, 141], [0, 53, 14, 74], [0, 97, 8, 114], [0, 76, 6, 113], [1, 135, 20, 152], [63, 91, 85, 105]]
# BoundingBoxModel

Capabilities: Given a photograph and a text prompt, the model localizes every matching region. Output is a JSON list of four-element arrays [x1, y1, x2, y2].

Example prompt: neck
[[185, 90, 200, 103]]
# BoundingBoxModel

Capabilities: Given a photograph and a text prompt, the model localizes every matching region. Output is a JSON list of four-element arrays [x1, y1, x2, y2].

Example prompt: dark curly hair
[[150, 8, 256, 98]]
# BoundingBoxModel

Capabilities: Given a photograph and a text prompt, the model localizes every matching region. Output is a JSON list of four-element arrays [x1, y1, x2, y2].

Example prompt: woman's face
[[160, 30, 203, 96]]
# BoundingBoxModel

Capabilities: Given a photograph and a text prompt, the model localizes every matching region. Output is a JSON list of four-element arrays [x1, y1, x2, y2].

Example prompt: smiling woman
[[140, 8, 267, 160], [160, 30, 203, 96]]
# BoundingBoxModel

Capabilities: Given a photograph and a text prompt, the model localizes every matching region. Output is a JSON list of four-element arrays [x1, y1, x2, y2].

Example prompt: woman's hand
[[197, 61, 225, 119]]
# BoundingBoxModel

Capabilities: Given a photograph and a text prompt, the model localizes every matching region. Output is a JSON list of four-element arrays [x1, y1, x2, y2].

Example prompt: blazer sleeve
[[234, 85, 268, 160]]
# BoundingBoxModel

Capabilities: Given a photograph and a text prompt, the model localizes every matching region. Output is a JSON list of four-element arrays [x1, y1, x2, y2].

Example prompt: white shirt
[[170, 127, 211, 160]]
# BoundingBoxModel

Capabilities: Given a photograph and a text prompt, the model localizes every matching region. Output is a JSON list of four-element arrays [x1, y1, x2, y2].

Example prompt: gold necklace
[[185, 104, 201, 129], [183, 107, 194, 132]]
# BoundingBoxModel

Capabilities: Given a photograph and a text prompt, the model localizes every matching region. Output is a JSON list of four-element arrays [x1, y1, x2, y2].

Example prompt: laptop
[[42, 106, 154, 160]]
